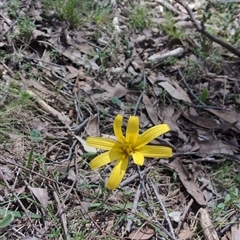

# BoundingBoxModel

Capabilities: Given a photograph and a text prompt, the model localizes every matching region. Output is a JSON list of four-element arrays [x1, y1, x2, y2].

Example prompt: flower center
[[122, 143, 134, 156]]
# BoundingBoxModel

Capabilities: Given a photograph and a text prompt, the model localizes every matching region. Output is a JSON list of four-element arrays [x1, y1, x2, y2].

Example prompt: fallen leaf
[[206, 109, 240, 131], [128, 227, 155, 240], [178, 229, 194, 240], [169, 211, 181, 222], [199, 140, 234, 156], [161, 104, 181, 132], [231, 223, 240, 240], [89, 83, 128, 103], [168, 159, 207, 206], [0, 166, 14, 181], [106, 220, 114, 232], [67, 169, 76, 182], [158, 79, 191, 103], [143, 94, 159, 125], [80, 201, 90, 214], [28, 186, 48, 208], [85, 114, 99, 136], [31, 29, 50, 40], [182, 112, 222, 129]]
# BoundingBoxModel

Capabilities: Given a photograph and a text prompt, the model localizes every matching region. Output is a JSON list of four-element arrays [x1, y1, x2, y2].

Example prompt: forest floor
[[0, 0, 240, 239]]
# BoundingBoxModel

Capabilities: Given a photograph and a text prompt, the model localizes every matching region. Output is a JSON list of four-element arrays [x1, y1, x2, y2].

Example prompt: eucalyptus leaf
[[0, 208, 41, 219], [0, 212, 14, 228], [199, 87, 208, 102], [110, 96, 122, 107], [29, 129, 42, 142]]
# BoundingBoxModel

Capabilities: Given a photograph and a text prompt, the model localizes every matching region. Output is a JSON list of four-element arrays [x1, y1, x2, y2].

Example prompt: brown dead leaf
[[140, 112, 151, 128], [178, 229, 194, 240], [67, 169, 76, 182], [65, 66, 81, 80], [183, 112, 222, 129], [221, 234, 230, 240], [0, 166, 14, 181], [191, 129, 234, 156], [106, 220, 114, 232], [168, 159, 207, 206], [62, 47, 99, 70], [31, 29, 50, 40], [85, 114, 99, 136], [23, 79, 53, 96], [206, 109, 240, 131], [128, 227, 155, 240], [231, 223, 240, 240], [158, 79, 191, 103], [89, 82, 128, 103], [143, 94, 159, 125], [161, 104, 181, 132], [76, 81, 92, 93], [199, 140, 234, 156], [28, 186, 48, 208]]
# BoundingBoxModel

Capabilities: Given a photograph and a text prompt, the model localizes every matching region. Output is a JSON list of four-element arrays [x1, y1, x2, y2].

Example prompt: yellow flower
[[86, 114, 172, 190]]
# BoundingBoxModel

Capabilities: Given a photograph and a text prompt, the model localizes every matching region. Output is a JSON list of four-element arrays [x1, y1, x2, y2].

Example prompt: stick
[[126, 184, 141, 232], [199, 208, 219, 240], [176, 0, 240, 58], [148, 178, 176, 239]]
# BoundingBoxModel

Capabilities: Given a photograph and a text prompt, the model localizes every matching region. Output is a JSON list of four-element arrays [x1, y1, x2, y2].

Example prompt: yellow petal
[[136, 124, 170, 147], [132, 151, 144, 166], [106, 157, 129, 190], [109, 143, 123, 161], [86, 137, 116, 150], [90, 151, 111, 170], [113, 115, 125, 143], [138, 145, 172, 158], [126, 116, 139, 144]]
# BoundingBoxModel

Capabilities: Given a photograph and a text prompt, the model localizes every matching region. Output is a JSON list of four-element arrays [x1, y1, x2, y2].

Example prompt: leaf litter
[[0, 0, 240, 239]]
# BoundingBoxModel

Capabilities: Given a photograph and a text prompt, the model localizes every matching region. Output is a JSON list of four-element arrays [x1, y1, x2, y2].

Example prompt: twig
[[73, 188, 105, 235], [126, 184, 141, 232], [26, 89, 71, 125], [175, 182, 209, 235], [176, 0, 240, 58], [117, 57, 134, 80], [134, 72, 147, 116], [0, 168, 38, 233], [199, 208, 219, 240], [73, 116, 94, 135], [22, 55, 66, 68], [178, 70, 224, 110], [52, 139, 78, 164], [1, 62, 14, 77], [219, 216, 238, 235], [51, 69, 76, 87], [80, 89, 100, 117], [156, 0, 182, 15], [147, 178, 176, 240], [148, 47, 184, 63], [0, 20, 17, 37], [53, 191, 70, 240], [120, 167, 152, 187], [0, 76, 9, 106], [178, 68, 207, 106], [74, 94, 84, 122]]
